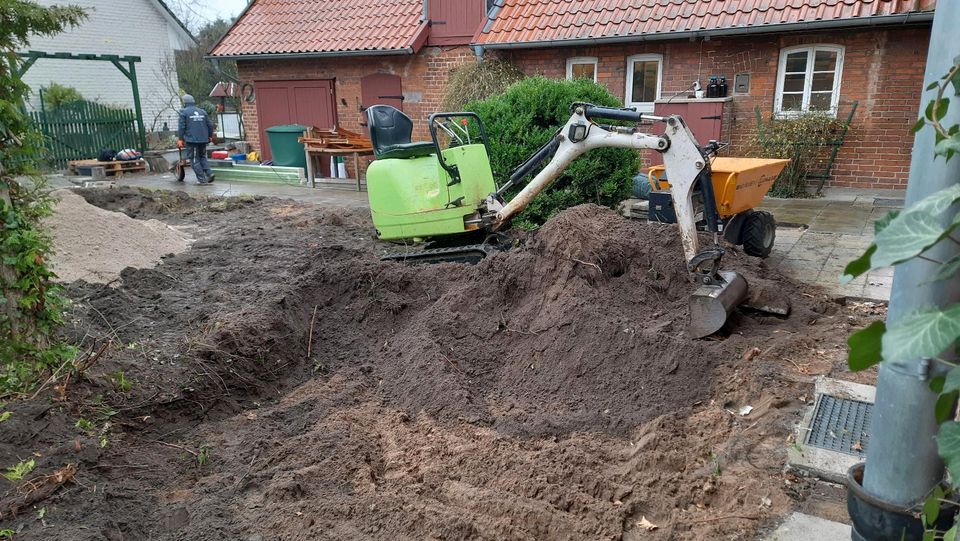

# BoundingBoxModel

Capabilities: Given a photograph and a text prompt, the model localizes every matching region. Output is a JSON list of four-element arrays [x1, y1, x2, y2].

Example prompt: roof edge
[[155, 0, 198, 47], [207, 0, 259, 56], [206, 48, 416, 61], [408, 21, 431, 53], [474, 11, 935, 50]]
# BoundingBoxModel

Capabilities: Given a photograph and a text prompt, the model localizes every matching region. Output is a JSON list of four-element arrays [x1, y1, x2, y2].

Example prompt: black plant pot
[[847, 462, 955, 540]]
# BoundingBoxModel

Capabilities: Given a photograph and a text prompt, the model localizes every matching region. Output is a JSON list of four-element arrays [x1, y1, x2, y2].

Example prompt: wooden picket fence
[[29, 100, 139, 167]]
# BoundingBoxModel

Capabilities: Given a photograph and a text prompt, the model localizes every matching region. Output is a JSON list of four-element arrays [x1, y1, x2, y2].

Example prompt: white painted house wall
[[21, 0, 195, 132]]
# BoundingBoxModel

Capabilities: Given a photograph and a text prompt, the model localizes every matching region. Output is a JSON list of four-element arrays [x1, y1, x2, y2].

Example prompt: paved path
[[49, 172, 370, 209], [53, 173, 902, 301], [759, 191, 902, 302]]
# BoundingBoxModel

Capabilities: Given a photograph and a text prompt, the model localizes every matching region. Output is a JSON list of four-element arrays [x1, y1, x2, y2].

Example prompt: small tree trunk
[[0, 179, 23, 337]]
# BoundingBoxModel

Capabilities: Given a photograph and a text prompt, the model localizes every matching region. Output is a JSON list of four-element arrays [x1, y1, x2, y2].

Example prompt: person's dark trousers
[[187, 143, 212, 183]]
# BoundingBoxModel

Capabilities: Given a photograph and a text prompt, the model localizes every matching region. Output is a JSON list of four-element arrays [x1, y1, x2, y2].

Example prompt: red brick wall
[[502, 26, 930, 190], [236, 46, 477, 175]]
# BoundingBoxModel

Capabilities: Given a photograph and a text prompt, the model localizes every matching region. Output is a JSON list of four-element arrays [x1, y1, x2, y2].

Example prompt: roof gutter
[[475, 11, 934, 50], [205, 48, 415, 61]]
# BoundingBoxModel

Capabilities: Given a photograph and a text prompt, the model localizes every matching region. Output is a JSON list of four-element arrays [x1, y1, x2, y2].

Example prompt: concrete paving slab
[[767, 512, 851, 541]]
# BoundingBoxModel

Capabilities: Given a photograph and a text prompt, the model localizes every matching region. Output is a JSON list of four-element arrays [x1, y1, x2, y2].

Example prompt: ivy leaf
[[946, 366, 960, 394], [882, 305, 960, 363], [910, 184, 960, 217], [945, 524, 959, 541], [848, 320, 885, 371], [935, 391, 958, 424], [932, 375, 947, 393], [929, 254, 960, 283], [874, 210, 900, 235], [937, 421, 960, 482], [952, 69, 960, 96], [912, 117, 927, 134], [922, 486, 944, 527], [841, 244, 875, 283], [927, 81, 940, 91], [872, 210, 958, 268], [935, 133, 960, 162]]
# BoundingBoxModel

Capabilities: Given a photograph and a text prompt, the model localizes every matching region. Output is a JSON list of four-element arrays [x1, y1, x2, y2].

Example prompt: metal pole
[[127, 59, 147, 152], [860, 0, 960, 517]]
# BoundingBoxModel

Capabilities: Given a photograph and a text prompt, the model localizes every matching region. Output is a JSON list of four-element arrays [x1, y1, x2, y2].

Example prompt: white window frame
[[774, 44, 845, 118], [566, 56, 598, 82], [624, 54, 662, 113]]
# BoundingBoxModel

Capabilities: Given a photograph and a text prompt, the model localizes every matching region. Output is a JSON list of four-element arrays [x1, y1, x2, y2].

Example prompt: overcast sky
[[176, 0, 250, 28]]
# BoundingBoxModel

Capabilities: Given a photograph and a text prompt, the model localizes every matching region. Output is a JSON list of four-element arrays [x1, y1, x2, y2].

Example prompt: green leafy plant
[[845, 54, 960, 539], [442, 59, 525, 111], [74, 417, 94, 434], [0, 1, 85, 396], [39, 82, 82, 109], [913, 59, 960, 161], [197, 445, 210, 467], [0, 529, 13, 538], [465, 76, 640, 227], [750, 110, 845, 198], [110, 370, 132, 392], [0, 411, 10, 422], [2, 458, 35, 482]]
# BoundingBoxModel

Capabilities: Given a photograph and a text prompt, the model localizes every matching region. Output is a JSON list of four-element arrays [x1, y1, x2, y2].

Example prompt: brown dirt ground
[[0, 188, 880, 540]]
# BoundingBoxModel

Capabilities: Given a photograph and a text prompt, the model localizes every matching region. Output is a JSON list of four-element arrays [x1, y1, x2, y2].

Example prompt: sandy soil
[[0, 188, 875, 540], [44, 190, 191, 284]]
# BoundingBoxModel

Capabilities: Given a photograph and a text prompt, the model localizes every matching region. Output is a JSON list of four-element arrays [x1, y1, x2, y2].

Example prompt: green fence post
[[127, 59, 147, 152]]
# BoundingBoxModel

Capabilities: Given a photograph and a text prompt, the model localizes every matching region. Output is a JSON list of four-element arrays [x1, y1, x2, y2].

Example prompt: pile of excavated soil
[[0, 189, 860, 541], [44, 189, 191, 283]]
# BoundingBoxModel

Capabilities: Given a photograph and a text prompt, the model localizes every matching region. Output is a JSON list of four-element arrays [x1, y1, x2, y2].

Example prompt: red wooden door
[[427, 0, 486, 45], [361, 73, 403, 112], [254, 79, 336, 161], [647, 101, 725, 167]]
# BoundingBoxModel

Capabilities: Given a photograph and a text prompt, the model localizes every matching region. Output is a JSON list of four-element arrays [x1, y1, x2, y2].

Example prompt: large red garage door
[[254, 79, 336, 161]]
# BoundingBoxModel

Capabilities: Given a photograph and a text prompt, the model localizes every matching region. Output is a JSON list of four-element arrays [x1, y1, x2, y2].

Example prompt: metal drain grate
[[806, 394, 872, 456]]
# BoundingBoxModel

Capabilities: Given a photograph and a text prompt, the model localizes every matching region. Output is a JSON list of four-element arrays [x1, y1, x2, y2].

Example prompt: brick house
[[208, 0, 490, 175], [475, 0, 936, 190], [211, 0, 935, 189]]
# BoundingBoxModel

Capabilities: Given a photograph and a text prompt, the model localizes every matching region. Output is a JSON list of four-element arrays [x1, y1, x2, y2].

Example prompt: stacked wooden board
[[299, 126, 373, 152]]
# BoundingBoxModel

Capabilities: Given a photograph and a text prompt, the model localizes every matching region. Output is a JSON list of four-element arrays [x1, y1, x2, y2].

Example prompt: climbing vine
[[845, 54, 960, 539], [0, 0, 85, 395]]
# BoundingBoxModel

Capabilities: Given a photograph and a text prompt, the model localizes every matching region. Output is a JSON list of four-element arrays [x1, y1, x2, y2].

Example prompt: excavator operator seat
[[366, 105, 436, 160]]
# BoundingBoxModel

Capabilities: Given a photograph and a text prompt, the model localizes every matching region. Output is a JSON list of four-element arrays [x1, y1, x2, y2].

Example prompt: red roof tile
[[209, 0, 428, 57], [475, 0, 935, 47]]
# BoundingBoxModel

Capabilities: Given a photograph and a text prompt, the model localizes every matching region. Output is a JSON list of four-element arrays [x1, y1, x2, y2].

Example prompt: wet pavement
[[48, 171, 370, 209], [759, 188, 903, 302], [51, 172, 902, 302]]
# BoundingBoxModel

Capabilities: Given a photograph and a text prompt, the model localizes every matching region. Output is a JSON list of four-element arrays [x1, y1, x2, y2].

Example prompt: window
[[775, 45, 844, 116], [566, 57, 597, 82], [625, 54, 662, 113]]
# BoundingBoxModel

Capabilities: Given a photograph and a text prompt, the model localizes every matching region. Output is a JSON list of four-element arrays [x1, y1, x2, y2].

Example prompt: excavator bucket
[[687, 271, 748, 338]]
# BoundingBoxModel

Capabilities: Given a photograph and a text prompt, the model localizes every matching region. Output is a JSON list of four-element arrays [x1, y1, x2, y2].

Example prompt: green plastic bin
[[264, 124, 307, 168]]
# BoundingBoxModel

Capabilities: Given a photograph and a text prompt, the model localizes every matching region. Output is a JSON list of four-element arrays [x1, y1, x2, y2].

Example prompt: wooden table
[[304, 147, 374, 191]]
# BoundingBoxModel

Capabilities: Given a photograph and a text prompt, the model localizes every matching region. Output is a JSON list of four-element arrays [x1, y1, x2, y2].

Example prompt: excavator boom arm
[[491, 105, 709, 266]]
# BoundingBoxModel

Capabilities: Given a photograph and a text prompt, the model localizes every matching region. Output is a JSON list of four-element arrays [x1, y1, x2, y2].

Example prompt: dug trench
[[0, 188, 872, 540]]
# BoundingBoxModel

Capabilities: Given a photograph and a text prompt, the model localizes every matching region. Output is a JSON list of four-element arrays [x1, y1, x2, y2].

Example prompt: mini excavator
[[363, 103, 789, 338]]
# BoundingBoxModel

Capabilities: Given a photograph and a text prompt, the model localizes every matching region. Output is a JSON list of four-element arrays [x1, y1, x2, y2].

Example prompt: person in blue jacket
[[177, 94, 216, 184]]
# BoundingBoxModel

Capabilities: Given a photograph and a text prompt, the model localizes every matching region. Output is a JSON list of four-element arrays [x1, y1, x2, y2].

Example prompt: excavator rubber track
[[380, 243, 503, 265]]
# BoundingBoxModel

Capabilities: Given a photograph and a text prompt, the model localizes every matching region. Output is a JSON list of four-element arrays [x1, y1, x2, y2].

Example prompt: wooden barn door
[[254, 79, 336, 162]]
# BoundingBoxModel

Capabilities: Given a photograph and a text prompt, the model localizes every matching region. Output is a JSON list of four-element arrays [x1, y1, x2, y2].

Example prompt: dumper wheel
[[742, 210, 776, 258]]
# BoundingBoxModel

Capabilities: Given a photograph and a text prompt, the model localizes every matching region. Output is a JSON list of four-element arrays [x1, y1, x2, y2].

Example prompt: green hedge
[[465, 76, 640, 227]]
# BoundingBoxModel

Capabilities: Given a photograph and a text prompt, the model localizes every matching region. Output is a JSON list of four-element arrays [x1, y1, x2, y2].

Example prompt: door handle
[[378, 95, 405, 100]]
